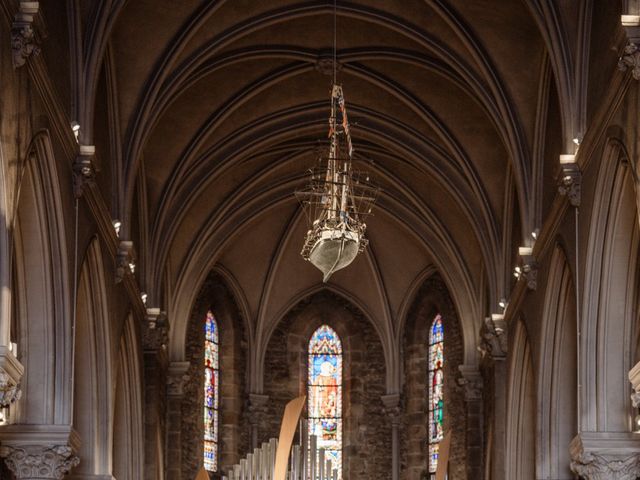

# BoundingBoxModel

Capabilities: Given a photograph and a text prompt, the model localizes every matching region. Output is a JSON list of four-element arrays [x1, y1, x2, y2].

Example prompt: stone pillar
[[143, 309, 169, 480], [165, 362, 190, 480], [0, 424, 80, 479], [480, 315, 507, 480], [458, 365, 483, 479], [248, 393, 269, 449], [570, 432, 640, 480], [381, 393, 401, 480]]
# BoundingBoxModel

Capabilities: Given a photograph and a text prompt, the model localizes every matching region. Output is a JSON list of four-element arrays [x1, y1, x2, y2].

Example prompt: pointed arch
[[537, 244, 576, 479], [506, 320, 535, 479], [73, 237, 114, 476], [113, 313, 144, 480], [12, 131, 72, 425]]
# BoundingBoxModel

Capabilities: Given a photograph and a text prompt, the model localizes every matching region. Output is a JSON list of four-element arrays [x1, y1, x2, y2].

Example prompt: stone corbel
[[479, 314, 507, 360], [167, 361, 190, 397], [570, 432, 640, 480], [558, 154, 582, 207], [458, 365, 483, 402], [142, 308, 169, 352], [115, 240, 134, 283], [381, 393, 402, 425], [0, 424, 80, 479], [72, 145, 95, 198], [516, 247, 538, 290], [0, 345, 24, 408], [12, 2, 41, 68]]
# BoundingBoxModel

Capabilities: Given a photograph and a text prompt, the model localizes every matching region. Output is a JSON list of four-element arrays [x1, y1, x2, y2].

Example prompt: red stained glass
[[428, 314, 444, 475]]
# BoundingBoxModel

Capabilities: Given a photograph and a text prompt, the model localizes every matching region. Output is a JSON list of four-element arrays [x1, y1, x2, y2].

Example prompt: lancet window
[[308, 325, 343, 476], [204, 311, 220, 472], [428, 314, 444, 477]]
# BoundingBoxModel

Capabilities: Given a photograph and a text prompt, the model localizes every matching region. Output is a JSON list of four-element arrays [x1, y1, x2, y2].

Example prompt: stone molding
[[0, 444, 79, 479], [12, 2, 41, 68], [570, 432, 640, 480]]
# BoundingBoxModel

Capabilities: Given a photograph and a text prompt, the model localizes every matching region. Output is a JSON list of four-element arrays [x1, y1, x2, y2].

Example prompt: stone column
[[248, 393, 269, 450], [480, 315, 507, 480], [381, 393, 401, 480], [458, 365, 484, 480], [0, 424, 80, 479], [143, 309, 169, 480], [165, 362, 190, 480]]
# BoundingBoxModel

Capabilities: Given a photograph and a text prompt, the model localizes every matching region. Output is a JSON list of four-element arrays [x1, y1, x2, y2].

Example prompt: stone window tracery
[[308, 325, 343, 476], [428, 314, 444, 477], [204, 311, 219, 472]]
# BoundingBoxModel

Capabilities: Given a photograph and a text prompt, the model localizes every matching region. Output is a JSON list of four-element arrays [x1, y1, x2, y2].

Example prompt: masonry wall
[[180, 273, 249, 479], [262, 291, 391, 480], [401, 275, 466, 480]]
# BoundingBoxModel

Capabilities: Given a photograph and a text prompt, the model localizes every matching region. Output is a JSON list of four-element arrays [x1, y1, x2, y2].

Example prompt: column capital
[[558, 158, 582, 207], [479, 315, 507, 360], [142, 308, 169, 352], [570, 432, 640, 480], [381, 393, 402, 424], [0, 425, 80, 479], [458, 365, 483, 401], [166, 361, 190, 397], [12, 2, 41, 68], [0, 346, 24, 407]]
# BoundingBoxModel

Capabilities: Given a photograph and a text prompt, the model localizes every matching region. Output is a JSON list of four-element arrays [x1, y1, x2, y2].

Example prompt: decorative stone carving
[[0, 444, 79, 479], [0, 370, 21, 407], [571, 451, 640, 480], [315, 54, 343, 76], [619, 42, 640, 80], [479, 315, 507, 360], [72, 145, 96, 198], [12, 2, 41, 68], [115, 241, 134, 283], [142, 308, 169, 351], [167, 362, 190, 396], [518, 252, 538, 290], [381, 393, 402, 425], [558, 160, 582, 207]]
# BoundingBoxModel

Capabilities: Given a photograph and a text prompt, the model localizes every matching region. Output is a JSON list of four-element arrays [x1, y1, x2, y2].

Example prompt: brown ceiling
[[97, 0, 555, 365]]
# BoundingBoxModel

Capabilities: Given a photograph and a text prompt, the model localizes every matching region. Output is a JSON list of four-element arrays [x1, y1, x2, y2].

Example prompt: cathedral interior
[[0, 0, 640, 479]]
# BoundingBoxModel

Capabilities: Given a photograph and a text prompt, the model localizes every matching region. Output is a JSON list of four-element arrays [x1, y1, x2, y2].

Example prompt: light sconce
[[129, 262, 136, 274], [498, 298, 507, 310], [113, 220, 122, 237], [71, 121, 80, 142], [141, 292, 148, 305]]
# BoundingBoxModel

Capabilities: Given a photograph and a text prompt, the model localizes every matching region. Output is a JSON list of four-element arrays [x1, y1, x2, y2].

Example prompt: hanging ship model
[[296, 84, 377, 282]]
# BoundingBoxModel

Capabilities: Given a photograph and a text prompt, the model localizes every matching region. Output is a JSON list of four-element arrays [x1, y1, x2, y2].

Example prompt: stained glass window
[[428, 314, 444, 477], [204, 311, 219, 472], [308, 325, 342, 477]]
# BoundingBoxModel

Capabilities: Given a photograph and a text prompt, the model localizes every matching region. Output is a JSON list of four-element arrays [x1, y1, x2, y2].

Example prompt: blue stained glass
[[308, 325, 342, 478], [204, 311, 219, 472], [428, 314, 444, 475]]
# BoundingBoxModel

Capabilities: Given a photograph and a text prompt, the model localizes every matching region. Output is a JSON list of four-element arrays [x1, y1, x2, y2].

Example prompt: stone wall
[[179, 273, 249, 479], [401, 275, 466, 480], [262, 291, 391, 480]]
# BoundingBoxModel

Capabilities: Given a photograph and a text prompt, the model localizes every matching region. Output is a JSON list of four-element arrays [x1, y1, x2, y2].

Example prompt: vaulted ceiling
[[74, 0, 603, 378]]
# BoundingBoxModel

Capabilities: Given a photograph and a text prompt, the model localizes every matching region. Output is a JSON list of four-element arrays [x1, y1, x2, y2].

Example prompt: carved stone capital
[[0, 445, 79, 479], [558, 160, 582, 207], [381, 393, 402, 425], [167, 361, 190, 397], [479, 315, 507, 360], [142, 308, 169, 352], [458, 365, 483, 402], [518, 254, 538, 290], [12, 2, 41, 68], [0, 346, 24, 408], [72, 146, 95, 198], [115, 241, 134, 283], [570, 432, 640, 480], [619, 41, 640, 80]]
